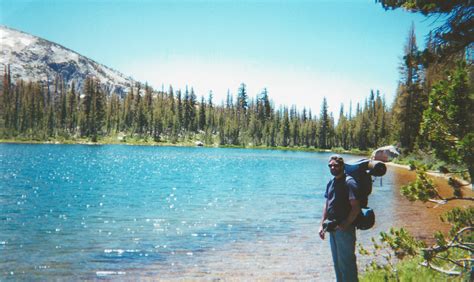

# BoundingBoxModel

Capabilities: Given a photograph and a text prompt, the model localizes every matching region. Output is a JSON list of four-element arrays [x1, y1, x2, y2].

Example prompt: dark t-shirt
[[324, 174, 359, 222]]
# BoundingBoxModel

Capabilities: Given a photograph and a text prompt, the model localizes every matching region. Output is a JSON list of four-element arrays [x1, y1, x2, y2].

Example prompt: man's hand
[[318, 225, 326, 240], [336, 222, 350, 231], [336, 199, 360, 231]]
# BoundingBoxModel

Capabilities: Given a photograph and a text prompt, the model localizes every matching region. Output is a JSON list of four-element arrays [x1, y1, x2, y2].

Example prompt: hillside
[[0, 25, 136, 95]]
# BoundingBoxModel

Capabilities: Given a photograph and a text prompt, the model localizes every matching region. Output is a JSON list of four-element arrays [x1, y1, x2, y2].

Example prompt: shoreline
[[385, 162, 472, 190], [0, 138, 370, 155]]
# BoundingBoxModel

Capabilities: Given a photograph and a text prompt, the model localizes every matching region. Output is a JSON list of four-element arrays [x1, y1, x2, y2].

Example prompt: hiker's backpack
[[345, 159, 387, 229]]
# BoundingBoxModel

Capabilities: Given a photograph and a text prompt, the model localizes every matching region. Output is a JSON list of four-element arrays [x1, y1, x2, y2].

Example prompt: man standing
[[319, 155, 361, 282]]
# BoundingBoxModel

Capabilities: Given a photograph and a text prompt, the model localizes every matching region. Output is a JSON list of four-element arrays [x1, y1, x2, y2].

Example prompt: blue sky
[[0, 0, 436, 116]]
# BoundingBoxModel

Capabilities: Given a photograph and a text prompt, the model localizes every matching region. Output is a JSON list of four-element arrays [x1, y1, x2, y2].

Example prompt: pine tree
[[165, 86, 175, 130], [392, 23, 426, 151], [421, 62, 474, 185], [66, 82, 77, 133], [262, 88, 272, 121], [226, 90, 233, 110], [1, 65, 11, 131], [134, 85, 146, 135], [122, 88, 134, 131], [289, 105, 299, 146], [280, 107, 290, 146], [198, 95, 206, 131], [59, 83, 67, 131], [188, 87, 197, 132], [153, 97, 163, 142], [237, 83, 248, 114], [183, 86, 190, 131], [82, 77, 93, 136], [19, 82, 29, 133], [336, 104, 350, 149], [319, 97, 330, 149], [94, 80, 106, 139], [46, 103, 55, 137], [377, 0, 473, 60], [12, 79, 20, 132], [144, 84, 153, 135], [206, 91, 214, 132], [176, 89, 183, 132]]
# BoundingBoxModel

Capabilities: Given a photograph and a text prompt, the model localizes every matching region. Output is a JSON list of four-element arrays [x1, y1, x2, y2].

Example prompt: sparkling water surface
[[0, 144, 402, 280]]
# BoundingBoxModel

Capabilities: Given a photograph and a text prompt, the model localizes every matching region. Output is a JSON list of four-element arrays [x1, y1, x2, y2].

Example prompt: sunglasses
[[328, 164, 341, 168]]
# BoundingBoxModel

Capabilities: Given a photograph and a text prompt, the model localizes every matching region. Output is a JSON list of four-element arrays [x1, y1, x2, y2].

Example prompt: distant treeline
[[0, 67, 390, 150]]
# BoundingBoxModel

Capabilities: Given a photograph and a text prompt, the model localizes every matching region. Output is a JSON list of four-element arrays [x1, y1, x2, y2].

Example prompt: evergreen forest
[[0, 69, 393, 150]]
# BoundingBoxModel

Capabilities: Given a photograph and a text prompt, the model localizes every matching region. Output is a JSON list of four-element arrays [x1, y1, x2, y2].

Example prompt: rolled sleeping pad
[[344, 159, 387, 177], [344, 159, 369, 175]]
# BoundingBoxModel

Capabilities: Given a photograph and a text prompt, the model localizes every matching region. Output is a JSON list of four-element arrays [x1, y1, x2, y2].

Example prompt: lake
[[0, 144, 452, 280]]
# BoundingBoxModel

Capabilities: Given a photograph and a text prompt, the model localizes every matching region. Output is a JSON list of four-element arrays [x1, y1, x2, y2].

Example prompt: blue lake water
[[0, 144, 426, 280]]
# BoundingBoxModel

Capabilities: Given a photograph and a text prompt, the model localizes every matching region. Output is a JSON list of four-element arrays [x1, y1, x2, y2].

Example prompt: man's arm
[[337, 199, 360, 231], [318, 200, 328, 240]]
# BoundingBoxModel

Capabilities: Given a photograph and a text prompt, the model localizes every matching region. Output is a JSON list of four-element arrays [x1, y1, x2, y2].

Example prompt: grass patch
[[360, 257, 467, 282], [393, 149, 467, 174]]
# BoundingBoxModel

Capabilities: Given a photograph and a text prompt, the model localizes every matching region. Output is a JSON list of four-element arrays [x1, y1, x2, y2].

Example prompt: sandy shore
[[385, 162, 472, 190]]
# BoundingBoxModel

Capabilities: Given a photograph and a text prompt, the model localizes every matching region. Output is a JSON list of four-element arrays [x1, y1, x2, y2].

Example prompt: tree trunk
[[469, 165, 474, 190]]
